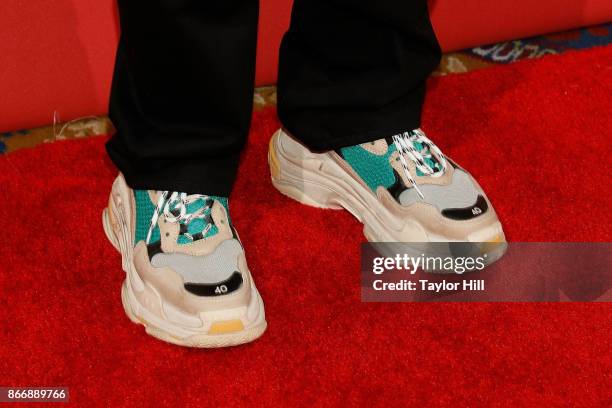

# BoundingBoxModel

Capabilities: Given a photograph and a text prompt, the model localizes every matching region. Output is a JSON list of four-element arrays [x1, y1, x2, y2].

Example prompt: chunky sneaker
[[102, 174, 266, 347], [269, 129, 506, 262]]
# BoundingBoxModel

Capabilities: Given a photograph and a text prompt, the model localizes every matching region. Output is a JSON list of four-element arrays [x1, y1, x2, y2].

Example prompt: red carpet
[[1, 47, 610, 406]]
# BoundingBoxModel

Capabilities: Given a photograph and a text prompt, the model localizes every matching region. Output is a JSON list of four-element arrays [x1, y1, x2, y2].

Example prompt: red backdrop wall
[[0, 0, 610, 132]]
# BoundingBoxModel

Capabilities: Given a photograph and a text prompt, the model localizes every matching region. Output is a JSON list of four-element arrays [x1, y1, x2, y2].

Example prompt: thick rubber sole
[[102, 181, 267, 348]]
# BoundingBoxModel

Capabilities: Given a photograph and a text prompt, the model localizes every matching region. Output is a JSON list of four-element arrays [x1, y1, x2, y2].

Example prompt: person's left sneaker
[[268, 128, 506, 265]]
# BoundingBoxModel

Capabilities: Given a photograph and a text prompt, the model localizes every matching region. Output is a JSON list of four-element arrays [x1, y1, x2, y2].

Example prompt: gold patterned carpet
[[1, 24, 610, 154]]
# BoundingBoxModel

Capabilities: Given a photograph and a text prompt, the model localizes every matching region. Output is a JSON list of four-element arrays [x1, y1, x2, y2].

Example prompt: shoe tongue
[[183, 196, 208, 214], [383, 136, 444, 177], [412, 140, 444, 176], [177, 196, 217, 244], [150, 191, 219, 244]]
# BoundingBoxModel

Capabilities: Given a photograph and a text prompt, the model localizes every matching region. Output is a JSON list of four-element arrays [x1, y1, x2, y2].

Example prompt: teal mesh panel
[[188, 217, 205, 234], [413, 141, 442, 177], [340, 143, 397, 191], [185, 198, 205, 215], [134, 190, 159, 245]]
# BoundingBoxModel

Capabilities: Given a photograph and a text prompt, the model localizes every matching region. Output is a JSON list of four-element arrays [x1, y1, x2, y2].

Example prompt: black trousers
[[106, 0, 441, 196]]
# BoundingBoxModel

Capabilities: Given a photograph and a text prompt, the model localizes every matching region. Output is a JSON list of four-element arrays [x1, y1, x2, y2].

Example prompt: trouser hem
[[279, 102, 423, 152], [106, 140, 240, 197]]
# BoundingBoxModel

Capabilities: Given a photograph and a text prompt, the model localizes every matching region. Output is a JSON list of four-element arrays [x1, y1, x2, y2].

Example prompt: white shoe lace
[[146, 191, 212, 244], [392, 128, 447, 200]]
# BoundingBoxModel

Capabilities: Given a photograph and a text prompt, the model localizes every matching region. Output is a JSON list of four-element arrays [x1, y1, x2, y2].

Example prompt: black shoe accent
[[146, 241, 163, 260], [447, 158, 462, 171], [203, 210, 214, 226], [229, 225, 244, 250], [387, 169, 408, 203], [441, 195, 488, 220], [230, 225, 239, 240], [184, 271, 243, 297], [179, 223, 189, 235]]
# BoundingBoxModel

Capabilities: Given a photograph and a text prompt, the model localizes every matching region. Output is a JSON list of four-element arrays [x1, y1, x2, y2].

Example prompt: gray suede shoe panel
[[151, 239, 243, 284], [398, 169, 480, 210]]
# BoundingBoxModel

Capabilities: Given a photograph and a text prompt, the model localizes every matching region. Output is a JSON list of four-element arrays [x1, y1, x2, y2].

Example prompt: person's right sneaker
[[102, 174, 266, 347], [268, 129, 506, 265]]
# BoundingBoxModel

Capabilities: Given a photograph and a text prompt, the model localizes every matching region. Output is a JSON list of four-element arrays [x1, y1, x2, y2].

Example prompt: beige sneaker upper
[[272, 129, 505, 243]]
